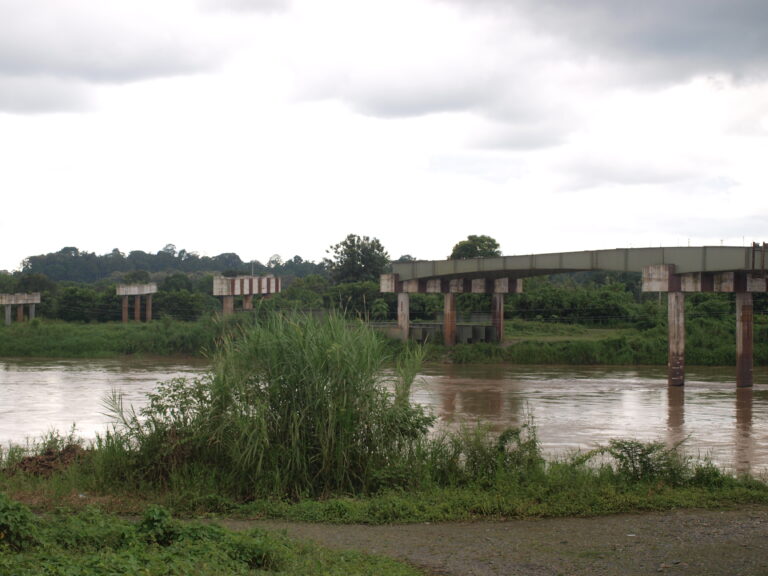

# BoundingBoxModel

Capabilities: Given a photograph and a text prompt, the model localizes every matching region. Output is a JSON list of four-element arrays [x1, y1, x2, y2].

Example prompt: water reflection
[[1, 359, 767, 474], [416, 365, 768, 473]]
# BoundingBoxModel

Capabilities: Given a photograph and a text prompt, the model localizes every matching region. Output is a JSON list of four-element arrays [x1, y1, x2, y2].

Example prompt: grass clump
[[101, 310, 432, 499]]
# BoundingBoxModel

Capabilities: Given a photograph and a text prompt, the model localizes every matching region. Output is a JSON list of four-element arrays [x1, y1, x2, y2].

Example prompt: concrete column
[[28, 304, 35, 320], [16, 305, 24, 322], [444, 293, 457, 346], [4, 305, 11, 326], [243, 294, 254, 310], [122, 296, 129, 323], [736, 292, 753, 388], [492, 293, 505, 343], [145, 294, 153, 322], [223, 295, 234, 316], [668, 291, 685, 386], [397, 293, 410, 341], [134, 295, 141, 321]]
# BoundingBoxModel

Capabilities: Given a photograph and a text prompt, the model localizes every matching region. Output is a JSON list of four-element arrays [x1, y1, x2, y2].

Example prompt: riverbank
[[2, 316, 766, 367]]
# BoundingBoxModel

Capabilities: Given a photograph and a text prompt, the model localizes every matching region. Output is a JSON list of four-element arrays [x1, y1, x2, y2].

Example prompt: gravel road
[[222, 506, 768, 575]]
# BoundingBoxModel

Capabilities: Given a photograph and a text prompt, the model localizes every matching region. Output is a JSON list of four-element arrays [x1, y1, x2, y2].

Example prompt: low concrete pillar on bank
[[397, 292, 410, 341], [222, 295, 234, 316], [117, 284, 157, 323], [213, 275, 281, 315], [1, 294, 41, 326], [668, 291, 685, 386], [492, 293, 505, 343], [444, 293, 457, 346], [736, 292, 753, 388]]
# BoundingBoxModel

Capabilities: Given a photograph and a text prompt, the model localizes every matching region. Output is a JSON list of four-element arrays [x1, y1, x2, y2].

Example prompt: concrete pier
[[380, 274, 522, 344], [116, 283, 158, 322], [213, 275, 281, 315], [667, 292, 685, 386], [736, 292, 753, 387], [0, 293, 41, 326]]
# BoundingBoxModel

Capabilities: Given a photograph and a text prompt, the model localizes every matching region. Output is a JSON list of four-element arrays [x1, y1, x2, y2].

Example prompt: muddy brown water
[[1, 359, 767, 474]]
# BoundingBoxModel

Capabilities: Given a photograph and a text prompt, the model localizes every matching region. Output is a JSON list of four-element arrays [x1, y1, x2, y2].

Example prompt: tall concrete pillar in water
[[668, 291, 685, 386], [397, 292, 410, 341], [443, 293, 456, 346], [736, 291, 753, 387]]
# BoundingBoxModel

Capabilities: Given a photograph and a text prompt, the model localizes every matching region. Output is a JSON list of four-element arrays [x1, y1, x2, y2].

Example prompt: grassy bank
[[3, 311, 768, 574]]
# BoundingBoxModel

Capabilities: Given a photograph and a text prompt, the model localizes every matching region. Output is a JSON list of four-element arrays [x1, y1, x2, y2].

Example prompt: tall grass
[[103, 311, 433, 498]]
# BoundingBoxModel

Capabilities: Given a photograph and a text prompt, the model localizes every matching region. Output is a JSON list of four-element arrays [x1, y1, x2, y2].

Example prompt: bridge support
[[736, 292, 753, 388], [1, 294, 42, 326], [492, 293, 505, 342], [213, 276, 281, 316], [117, 284, 157, 322], [380, 274, 521, 344], [397, 293, 410, 340], [643, 265, 765, 387], [667, 292, 685, 386], [443, 293, 456, 346]]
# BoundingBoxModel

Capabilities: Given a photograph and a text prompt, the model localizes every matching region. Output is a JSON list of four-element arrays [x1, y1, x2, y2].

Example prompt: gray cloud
[[445, 0, 768, 83], [0, 76, 91, 113], [0, 1, 222, 112]]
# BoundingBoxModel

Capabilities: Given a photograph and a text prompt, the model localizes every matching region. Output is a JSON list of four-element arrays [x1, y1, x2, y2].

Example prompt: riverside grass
[[3, 311, 768, 525], [4, 315, 768, 575]]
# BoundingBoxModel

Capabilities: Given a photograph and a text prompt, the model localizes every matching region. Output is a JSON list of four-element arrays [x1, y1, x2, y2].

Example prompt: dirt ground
[[222, 506, 768, 575]]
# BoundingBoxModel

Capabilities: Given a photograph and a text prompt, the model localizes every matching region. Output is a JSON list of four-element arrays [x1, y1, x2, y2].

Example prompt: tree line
[[2, 233, 761, 329]]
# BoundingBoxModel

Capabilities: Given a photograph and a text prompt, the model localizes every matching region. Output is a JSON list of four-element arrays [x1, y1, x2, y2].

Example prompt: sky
[[2, 0, 768, 272]]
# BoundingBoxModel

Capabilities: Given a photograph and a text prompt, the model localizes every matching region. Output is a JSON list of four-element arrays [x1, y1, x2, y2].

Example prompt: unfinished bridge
[[380, 244, 767, 388]]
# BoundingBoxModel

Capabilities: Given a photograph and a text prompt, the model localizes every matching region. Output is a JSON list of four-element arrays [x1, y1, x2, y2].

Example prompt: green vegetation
[[2, 311, 767, 574], [0, 496, 419, 575]]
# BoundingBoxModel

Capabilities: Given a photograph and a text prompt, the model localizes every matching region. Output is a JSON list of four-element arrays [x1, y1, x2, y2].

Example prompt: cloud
[[0, 0, 223, 112], [197, 0, 291, 14], [444, 0, 768, 84]]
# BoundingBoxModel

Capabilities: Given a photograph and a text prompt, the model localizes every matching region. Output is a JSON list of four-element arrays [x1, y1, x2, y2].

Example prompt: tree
[[449, 235, 502, 259], [324, 234, 390, 284]]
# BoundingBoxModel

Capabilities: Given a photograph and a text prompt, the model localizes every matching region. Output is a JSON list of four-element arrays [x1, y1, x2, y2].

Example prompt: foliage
[[104, 311, 432, 498], [0, 501, 420, 575], [324, 234, 390, 284], [0, 492, 40, 551], [449, 235, 501, 259]]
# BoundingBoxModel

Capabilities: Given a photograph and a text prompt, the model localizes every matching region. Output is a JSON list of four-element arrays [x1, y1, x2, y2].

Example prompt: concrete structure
[[212, 275, 281, 315], [382, 244, 767, 387], [116, 283, 157, 322], [0, 293, 40, 325]]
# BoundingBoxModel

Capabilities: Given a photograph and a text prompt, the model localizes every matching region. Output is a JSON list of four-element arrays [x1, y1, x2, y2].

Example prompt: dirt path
[[221, 506, 768, 575]]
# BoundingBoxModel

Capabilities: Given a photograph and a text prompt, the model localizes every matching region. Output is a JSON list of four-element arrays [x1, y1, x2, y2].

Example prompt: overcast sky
[[2, 0, 768, 272]]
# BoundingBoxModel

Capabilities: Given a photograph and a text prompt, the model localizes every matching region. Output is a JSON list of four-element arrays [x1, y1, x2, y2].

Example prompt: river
[[1, 358, 766, 474]]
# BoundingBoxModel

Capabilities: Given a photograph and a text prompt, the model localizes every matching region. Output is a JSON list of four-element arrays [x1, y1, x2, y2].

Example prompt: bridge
[[380, 244, 767, 388]]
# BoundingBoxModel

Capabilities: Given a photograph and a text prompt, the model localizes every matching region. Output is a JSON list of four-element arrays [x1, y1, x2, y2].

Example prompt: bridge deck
[[392, 246, 756, 281]]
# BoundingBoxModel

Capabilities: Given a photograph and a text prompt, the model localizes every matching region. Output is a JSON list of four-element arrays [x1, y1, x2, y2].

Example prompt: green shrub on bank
[[0, 500, 420, 576]]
